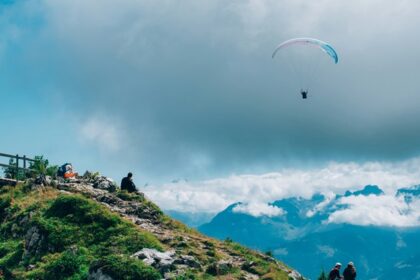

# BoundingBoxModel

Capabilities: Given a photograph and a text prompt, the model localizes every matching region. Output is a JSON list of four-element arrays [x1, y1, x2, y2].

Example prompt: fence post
[[15, 154, 19, 180], [23, 155, 26, 170]]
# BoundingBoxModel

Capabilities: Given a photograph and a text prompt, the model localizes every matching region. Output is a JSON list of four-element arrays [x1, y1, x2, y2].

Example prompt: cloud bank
[[328, 194, 420, 227], [145, 158, 420, 226]]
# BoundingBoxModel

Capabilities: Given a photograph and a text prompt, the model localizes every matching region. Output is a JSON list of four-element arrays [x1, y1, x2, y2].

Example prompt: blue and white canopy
[[272, 38, 338, 64]]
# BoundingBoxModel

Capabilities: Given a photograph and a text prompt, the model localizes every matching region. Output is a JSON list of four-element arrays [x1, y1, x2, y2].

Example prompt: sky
[[1, 1, 420, 225]]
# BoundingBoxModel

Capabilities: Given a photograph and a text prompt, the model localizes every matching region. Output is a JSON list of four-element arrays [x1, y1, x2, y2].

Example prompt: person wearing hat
[[343, 262, 357, 280], [328, 263, 343, 280]]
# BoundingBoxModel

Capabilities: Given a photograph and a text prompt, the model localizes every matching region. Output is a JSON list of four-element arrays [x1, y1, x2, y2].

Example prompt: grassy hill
[[0, 175, 303, 280]]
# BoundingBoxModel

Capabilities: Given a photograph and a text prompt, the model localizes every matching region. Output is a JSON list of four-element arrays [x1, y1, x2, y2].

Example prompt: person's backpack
[[57, 163, 71, 177]]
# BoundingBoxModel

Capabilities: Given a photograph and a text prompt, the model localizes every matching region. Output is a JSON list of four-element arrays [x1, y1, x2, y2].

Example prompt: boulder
[[22, 226, 47, 261], [93, 177, 117, 192], [173, 255, 201, 269], [206, 260, 233, 276], [88, 268, 114, 280], [132, 248, 176, 273]]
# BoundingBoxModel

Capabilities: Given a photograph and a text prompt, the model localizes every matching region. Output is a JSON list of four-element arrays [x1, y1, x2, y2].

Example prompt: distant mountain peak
[[396, 185, 420, 203], [344, 185, 384, 197]]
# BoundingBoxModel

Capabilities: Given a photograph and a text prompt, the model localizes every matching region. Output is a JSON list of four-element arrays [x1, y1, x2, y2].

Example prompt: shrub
[[28, 156, 58, 178], [42, 248, 90, 280], [90, 255, 161, 280], [0, 196, 11, 222], [317, 270, 328, 280]]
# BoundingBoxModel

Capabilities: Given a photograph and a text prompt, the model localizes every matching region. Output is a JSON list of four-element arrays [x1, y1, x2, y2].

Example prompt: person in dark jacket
[[343, 262, 356, 280], [329, 263, 343, 280], [121, 172, 137, 193]]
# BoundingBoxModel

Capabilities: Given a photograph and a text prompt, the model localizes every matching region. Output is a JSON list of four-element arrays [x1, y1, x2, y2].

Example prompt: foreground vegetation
[[0, 180, 300, 280], [0, 184, 162, 279]]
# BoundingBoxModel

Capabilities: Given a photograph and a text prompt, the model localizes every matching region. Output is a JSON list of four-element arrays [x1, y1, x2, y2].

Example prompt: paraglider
[[300, 89, 308, 99], [272, 38, 338, 99]]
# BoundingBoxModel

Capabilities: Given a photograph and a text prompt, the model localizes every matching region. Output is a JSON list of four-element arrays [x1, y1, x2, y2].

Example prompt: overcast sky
[[1, 1, 420, 223]]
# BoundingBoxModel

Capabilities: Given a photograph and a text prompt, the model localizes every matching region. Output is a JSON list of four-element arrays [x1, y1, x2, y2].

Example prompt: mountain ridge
[[0, 174, 303, 280]]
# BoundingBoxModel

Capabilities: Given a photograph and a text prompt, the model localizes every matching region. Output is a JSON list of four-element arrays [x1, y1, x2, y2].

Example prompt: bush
[[0, 196, 11, 222], [28, 156, 58, 178], [42, 248, 90, 280], [0, 240, 23, 268], [317, 270, 328, 280], [2, 155, 58, 180], [90, 255, 161, 280]]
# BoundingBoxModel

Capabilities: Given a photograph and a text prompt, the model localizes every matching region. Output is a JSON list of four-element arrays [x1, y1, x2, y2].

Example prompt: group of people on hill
[[57, 163, 138, 193], [329, 262, 356, 280]]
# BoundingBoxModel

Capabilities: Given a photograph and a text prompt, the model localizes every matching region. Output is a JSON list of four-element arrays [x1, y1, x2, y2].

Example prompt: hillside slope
[[0, 175, 303, 280]]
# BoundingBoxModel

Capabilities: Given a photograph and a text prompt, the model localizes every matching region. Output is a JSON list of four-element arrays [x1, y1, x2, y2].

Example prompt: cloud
[[145, 158, 420, 218], [233, 202, 285, 217], [317, 245, 336, 257], [3, 0, 420, 181], [327, 194, 420, 227], [79, 115, 124, 153]]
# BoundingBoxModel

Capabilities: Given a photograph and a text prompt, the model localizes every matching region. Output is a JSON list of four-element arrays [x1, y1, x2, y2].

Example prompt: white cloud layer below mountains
[[233, 202, 285, 217], [328, 195, 420, 227], [145, 158, 420, 226]]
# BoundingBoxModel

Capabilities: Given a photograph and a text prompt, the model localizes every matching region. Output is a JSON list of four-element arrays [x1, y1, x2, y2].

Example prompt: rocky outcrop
[[131, 248, 202, 275], [132, 248, 176, 273], [18, 174, 304, 280], [88, 268, 113, 280], [0, 178, 18, 187], [22, 226, 47, 261]]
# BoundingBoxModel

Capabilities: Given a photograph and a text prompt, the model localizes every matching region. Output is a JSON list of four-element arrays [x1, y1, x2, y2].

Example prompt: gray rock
[[173, 255, 201, 269], [22, 226, 46, 261], [288, 269, 304, 280], [93, 177, 117, 192], [132, 248, 176, 273], [206, 260, 233, 276], [88, 268, 114, 280]]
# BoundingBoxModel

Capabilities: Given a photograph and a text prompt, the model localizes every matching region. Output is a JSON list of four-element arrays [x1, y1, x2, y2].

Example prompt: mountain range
[[194, 185, 420, 280]]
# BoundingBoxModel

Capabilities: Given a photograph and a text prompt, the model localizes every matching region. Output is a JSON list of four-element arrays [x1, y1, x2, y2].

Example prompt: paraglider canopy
[[272, 37, 338, 97], [272, 38, 338, 64]]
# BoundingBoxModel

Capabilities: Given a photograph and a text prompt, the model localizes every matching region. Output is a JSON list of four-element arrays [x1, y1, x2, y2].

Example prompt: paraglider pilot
[[300, 89, 308, 99]]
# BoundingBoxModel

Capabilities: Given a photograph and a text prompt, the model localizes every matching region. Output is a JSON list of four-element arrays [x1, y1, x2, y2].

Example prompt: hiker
[[57, 163, 78, 179], [343, 262, 356, 280], [121, 172, 137, 193], [328, 263, 343, 280]]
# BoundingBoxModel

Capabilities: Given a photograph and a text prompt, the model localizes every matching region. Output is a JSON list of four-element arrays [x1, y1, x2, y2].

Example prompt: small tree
[[3, 158, 17, 179], [28, 156, 58, 178], [2, 158, 25, 180], [317, 270, 328, 280]]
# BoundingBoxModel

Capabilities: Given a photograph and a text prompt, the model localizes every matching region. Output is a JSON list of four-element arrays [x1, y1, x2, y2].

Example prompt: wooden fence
[[0, 152, 36, 179]]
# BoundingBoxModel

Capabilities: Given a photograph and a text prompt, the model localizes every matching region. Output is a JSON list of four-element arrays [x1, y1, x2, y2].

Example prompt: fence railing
[[0, 152, 36, 179]]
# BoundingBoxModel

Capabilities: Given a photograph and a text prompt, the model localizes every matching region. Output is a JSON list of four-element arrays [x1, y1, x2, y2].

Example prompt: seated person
[[121, 172, 137, 193]]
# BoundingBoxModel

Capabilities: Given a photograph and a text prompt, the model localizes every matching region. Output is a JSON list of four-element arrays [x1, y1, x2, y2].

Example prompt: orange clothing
[[64, 172, 77, 179]]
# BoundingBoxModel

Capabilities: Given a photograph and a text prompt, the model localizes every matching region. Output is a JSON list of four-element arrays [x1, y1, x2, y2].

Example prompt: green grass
[[0, 184, 163, 279], [0, 182, 296, 280]]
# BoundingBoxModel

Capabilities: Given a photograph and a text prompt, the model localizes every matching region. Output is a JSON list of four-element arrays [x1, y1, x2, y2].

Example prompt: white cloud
[[79, 115, 124, 153], [306, 192, 335, 218], [317, 245, 336, 257], [145, 158, 420, 227], [233, 202, 285, 217], [327, 194, 420, 227], [146, 158, 420, 212]]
